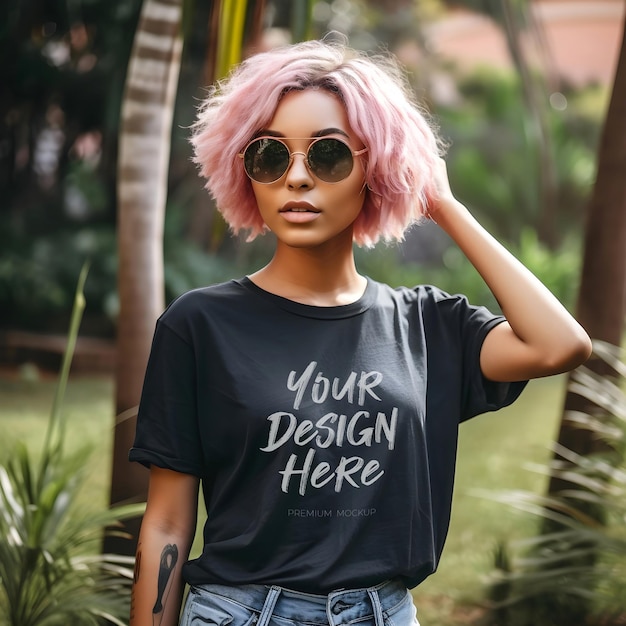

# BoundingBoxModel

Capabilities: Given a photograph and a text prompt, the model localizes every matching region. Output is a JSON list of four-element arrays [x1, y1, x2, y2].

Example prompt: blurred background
[[1, 0, 623, 346], [1, 1, 625, 625]]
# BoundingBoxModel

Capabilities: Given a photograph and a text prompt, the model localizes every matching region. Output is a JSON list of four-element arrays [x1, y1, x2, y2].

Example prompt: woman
[[129, 39, 591, 626]]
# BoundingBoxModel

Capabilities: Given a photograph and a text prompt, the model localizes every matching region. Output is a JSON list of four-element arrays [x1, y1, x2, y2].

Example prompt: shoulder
[[372, 280, 462, 309], [160, 279, 247, 321], [371, 279, 500, 330], [153, 279, 257, 344]]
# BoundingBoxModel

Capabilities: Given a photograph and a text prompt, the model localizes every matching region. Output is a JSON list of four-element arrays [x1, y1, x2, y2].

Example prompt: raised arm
[[130, 466, 200, 626], [429, 158, 592, 382]]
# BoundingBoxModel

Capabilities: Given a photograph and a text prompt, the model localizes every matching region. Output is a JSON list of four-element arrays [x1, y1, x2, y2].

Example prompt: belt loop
[[257, 585, 282, 626], [367, 587, 385, 626]]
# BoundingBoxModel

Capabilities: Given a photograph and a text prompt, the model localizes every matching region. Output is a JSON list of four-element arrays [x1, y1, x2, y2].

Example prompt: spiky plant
[[0, 264, 144, 626], [480, 341, 626, 625]]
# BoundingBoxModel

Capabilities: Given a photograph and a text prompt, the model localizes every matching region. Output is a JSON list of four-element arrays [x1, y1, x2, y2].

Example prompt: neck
[[249, 239, 366, 306]]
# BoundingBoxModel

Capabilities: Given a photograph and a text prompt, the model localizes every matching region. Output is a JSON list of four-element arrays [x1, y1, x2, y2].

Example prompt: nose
[[285, 152, 314, 189]]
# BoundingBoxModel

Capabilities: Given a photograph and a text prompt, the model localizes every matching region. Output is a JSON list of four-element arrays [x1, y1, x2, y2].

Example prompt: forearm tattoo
[[152, 544, 179, 616], [134, 549, 142, 584], [130, 547, 141, 621]]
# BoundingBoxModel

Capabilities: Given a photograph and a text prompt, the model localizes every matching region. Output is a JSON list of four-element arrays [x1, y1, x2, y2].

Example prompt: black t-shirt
[[130, 277, 526, 593]]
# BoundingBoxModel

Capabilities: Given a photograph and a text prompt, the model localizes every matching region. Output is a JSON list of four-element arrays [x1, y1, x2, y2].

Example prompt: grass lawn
[[0, 371, 116, 513], [0, 369, 567, 625]]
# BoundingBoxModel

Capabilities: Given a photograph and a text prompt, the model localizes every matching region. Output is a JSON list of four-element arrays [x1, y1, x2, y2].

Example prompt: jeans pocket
[[383, 591, 420, 626], [181, 588, 257, 626]]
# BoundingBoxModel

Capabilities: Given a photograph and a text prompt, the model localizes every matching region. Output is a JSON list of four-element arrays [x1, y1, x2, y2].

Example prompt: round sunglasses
[[239, 136, 368, 184]]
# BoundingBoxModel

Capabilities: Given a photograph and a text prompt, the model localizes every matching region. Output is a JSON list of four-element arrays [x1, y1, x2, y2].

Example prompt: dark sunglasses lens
[[244, 139, 289, 183], [308, 138, 354, 182]]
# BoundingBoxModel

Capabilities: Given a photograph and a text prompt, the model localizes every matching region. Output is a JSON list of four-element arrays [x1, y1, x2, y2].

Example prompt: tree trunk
[[549, 6, 626, 479], [105, 0, 184, 556], [535, 11, 626, 622]]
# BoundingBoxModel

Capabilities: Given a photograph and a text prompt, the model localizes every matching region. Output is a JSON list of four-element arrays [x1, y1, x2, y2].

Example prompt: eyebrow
[[255, 127, 350, 139]]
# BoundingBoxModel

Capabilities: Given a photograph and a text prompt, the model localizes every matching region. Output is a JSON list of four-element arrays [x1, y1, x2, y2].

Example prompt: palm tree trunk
[[537, 10, 626, 622], [550, 3, 626, 481], [105, 0, 184, 556]]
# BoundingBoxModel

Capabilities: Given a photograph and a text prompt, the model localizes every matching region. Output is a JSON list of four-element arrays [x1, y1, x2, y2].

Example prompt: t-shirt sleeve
[[461, 313, 527, 421], [428, 287, 528, 422], [128, 319, 204, 475]]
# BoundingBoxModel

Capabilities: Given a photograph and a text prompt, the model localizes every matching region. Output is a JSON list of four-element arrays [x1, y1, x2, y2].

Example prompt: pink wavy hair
[[190, 38, 443, 247]]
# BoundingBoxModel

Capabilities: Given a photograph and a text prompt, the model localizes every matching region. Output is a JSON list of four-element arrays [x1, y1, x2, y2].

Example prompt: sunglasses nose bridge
[[284, 149, 314, 182], [288, 149, 308, 169]]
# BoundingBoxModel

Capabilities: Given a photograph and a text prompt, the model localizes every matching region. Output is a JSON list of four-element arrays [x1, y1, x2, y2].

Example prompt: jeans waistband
[[194, 579, 409, 626]]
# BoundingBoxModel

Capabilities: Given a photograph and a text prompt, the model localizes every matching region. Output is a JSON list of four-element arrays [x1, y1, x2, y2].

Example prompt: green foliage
[[163, 241, 236, 303], [161, 204, 263, 303], [514, 229, 582, 310], [0, 208, 253, 332], [437, 67, 603, 245], [479, 342, 626, 624], [356, 228, 581, 313], [0, 265, 144, 626], [0, 445, 141, 626], [0, 220, 118, 333], [64, 160, 109, 219]]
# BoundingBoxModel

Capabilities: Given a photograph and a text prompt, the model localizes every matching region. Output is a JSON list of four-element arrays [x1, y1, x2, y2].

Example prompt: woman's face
[[248, 88, 367, 250]]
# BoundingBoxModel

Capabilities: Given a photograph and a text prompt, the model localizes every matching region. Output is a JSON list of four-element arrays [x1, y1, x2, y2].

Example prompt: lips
[[278, 201, 322, 224], [280, 201, 320, 213]]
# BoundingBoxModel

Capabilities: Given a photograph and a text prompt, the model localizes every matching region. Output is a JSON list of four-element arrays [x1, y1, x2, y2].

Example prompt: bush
[[436, 67, 603, 247], [356, 229, 581, 313], [0, 220, 118, 335], [479, 342, 626, 625], [0, 265, 144, 626]]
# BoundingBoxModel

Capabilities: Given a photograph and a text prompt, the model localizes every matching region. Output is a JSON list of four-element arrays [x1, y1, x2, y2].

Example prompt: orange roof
[[427, 0, 624, 87]]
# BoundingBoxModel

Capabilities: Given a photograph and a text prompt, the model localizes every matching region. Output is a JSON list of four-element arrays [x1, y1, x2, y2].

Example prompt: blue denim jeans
[[180, 579, 420, 626]]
